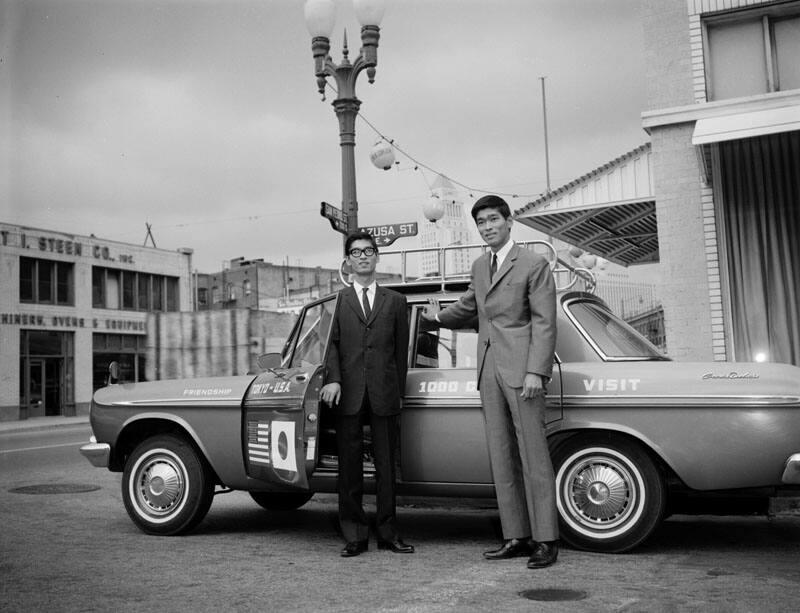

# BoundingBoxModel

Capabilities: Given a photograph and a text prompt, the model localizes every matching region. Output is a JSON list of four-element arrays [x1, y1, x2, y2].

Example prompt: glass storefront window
[[93, 333, 146, 390]]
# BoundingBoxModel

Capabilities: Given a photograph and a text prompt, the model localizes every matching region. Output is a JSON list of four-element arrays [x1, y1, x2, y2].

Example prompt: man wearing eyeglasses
[[320, 231, 412, 557]]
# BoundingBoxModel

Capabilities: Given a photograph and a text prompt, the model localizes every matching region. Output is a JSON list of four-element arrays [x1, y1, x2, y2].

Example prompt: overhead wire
[[152, 79, 550, 231]]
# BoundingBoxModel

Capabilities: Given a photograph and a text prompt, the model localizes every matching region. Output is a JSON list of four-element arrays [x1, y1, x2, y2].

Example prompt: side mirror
[[256, 353, 283, 371], [108, 361, 120, 385]]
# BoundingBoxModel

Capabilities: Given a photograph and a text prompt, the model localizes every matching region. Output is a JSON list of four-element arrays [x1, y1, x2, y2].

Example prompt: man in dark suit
[[422, 195, 559, 569], [320, 231, 413, 557]]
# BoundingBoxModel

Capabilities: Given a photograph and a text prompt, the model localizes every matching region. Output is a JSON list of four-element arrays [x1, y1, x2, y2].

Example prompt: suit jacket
[[325, 285, 409, 416], [437, 243, 556, 387]]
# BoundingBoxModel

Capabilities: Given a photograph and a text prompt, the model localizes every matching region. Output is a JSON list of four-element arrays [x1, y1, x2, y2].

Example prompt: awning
[[517, 199, 658, 267], [692, 105, 800, 145]]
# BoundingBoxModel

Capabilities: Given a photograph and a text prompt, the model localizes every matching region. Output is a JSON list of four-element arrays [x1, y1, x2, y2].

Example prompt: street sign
[[320, 201, 349, 235], [358, 222, 418, 247]]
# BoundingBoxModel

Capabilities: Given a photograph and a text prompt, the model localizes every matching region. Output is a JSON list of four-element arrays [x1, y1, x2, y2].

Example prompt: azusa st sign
[[358, 222, 418, 247]]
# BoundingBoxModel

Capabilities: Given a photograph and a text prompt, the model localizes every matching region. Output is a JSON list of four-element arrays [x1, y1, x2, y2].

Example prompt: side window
[[412, 307, 478, 369], [288, 297, 337, 368]]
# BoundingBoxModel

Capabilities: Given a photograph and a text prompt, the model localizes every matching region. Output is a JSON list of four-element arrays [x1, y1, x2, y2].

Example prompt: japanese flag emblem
[[271, 420, 297, 473]]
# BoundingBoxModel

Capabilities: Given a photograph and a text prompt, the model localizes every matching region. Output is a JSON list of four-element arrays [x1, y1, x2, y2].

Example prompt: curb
[[0, 417, 90, 435]]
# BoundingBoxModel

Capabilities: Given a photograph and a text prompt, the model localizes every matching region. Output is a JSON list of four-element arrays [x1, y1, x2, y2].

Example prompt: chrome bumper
[[80, 441, 111, 468], [781, 453, 800, 484]]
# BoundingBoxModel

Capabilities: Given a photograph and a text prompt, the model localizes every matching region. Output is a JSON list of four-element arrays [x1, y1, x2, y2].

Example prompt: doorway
[[20, 330, 74, 418]]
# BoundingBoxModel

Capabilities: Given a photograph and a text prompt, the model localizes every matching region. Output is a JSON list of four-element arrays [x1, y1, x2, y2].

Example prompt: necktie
[[362, 287, 372, 319], [490, 253, 497, 281]]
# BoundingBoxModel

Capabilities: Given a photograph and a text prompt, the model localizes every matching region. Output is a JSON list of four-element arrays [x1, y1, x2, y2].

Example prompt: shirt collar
[[352, 280, 377, 294], [492, 240, 515, 268]]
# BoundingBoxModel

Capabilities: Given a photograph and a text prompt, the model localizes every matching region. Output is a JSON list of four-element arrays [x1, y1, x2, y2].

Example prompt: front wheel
[[552, 434, 666, 553], [250, 491, 313, 511], [122, 434, 214, 535]]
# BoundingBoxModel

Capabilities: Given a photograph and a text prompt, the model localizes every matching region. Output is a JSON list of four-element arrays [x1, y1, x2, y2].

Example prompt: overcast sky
[[1, 0, 649, 273]]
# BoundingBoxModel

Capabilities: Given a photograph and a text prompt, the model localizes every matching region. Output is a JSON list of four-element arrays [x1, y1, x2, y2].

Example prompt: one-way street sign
[[320, 202, 350, 235], [358, 222, 418, 247]]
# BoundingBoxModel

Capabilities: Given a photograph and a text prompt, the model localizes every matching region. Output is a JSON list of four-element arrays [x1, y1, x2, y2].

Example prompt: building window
[[93, 267, 179, 312], [122, 271, 135, 309], [705, 6, 800, 101], [153, 276, 164, 311], [166, 277, 178, 311], [93, 333, 146, 389], [19, 257, 73, 305]]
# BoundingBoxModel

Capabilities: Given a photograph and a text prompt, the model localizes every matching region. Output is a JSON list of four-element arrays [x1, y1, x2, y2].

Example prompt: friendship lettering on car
[[582, 378, 642, 392], [182, 387, 234, 396]]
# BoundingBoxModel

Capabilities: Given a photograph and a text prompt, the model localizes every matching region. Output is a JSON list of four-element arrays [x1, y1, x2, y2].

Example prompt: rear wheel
[[553, 434, 665, 553], [122, 434, 214, 535], [250, 491, 313, 511]]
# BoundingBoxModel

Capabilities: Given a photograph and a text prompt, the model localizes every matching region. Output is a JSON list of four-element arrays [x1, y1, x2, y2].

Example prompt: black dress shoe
[[483, 538, 532, 560], [527, 541, 558, 568], [341, 540, 368, 557], [377, 538, 415, 553]]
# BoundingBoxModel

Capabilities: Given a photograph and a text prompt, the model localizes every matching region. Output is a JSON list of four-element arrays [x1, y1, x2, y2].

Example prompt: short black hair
[[344, 230, 378, 255], [471, 194, 511, 221]]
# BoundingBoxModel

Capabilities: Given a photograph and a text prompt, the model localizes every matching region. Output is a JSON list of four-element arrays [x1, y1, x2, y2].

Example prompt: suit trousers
[[336, 398, 399, 543], [479, 347, 559, 542]]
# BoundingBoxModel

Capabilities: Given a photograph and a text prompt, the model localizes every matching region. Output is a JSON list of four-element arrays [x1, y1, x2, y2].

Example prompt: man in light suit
[[321, 231, 413, 557], [422, 195, 559, 568]]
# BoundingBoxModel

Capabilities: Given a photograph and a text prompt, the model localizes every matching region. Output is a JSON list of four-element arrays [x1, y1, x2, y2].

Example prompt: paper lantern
[[370, 140, 395, 170], [423, 195, 445, 222]]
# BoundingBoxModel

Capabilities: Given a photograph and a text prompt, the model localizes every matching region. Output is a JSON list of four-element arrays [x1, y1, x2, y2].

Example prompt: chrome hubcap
[[135, 455, 185, 517], [563, 455, 638, 530]]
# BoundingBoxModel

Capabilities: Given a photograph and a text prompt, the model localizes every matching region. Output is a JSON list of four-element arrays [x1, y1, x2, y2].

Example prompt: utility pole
[[539, 76, 551, 194]]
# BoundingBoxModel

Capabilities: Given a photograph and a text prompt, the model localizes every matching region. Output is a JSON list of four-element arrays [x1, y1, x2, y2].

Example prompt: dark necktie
[[490, 253, 497, 281], [362, 287, 372, 319]]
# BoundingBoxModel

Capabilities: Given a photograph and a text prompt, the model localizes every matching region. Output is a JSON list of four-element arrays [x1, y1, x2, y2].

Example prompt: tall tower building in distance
[[418, 175, 476, 278]]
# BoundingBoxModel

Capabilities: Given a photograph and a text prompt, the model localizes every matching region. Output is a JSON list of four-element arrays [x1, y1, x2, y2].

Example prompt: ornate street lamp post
[[304, 0, 386, 235]]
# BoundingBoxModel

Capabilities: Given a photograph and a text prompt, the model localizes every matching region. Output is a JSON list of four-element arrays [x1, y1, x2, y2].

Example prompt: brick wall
[[651, 125, 716, 360], [642, 0, 695, 111], [642, 0, 778, 361]]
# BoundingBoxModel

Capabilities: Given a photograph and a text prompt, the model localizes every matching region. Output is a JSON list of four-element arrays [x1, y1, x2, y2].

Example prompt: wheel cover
[[129, 449, 188, 523], [557, 446, 646, 540]]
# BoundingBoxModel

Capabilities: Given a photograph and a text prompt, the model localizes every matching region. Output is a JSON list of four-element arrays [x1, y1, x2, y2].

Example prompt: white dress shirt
[[492, 239, 515, 271], [352, 280, 376, 316]]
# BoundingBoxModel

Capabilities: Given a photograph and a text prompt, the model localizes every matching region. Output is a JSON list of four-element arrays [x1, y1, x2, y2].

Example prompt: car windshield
[[566, 299, 666, 360], [287, 297, 337, 369]]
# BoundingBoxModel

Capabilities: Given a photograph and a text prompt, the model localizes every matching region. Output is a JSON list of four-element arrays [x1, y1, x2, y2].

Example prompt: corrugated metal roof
[[514, 143, 658, 266]]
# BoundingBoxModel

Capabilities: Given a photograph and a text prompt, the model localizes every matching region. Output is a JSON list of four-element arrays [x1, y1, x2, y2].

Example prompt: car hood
[[559, 361, 800, 405]]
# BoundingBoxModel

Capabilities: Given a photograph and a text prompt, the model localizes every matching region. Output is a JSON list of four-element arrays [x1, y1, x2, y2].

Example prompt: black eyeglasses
[[348, 247, 377, 257]]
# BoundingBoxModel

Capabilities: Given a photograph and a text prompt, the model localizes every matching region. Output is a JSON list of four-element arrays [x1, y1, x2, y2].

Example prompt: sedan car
[[81, 274, 800, 553]]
